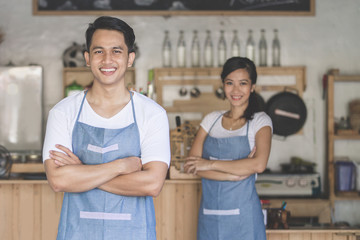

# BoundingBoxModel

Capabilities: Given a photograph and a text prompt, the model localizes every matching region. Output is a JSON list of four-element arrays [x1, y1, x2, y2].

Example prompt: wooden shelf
[[154, 66, 306, 119], [334, 134, 360, 140], [11, 163, 44, 173], [63, 67, 136, 97], [326, 70, 360, 213], [334, 191, 360, 201]]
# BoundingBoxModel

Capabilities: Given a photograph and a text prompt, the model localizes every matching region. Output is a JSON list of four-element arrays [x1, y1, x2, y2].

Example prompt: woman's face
[[223, 68, 255, 108]]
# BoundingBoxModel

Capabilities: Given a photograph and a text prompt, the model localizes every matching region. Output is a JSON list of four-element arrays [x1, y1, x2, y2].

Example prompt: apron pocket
[[87, 144, 119, 154], [203, 208, 240, 216], [80, 211, 132, 220]]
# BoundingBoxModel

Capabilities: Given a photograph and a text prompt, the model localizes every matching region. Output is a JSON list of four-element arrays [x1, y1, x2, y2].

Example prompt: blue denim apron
[[56, 91, 156, 240], [198, 114, 266, 240]]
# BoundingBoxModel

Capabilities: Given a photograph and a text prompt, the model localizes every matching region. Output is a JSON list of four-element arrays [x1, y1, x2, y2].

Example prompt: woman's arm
[[185, 127, 248, 181], [185, 126, 272, 176]]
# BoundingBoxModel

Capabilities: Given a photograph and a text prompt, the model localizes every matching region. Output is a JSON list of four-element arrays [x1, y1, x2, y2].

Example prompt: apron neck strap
[[208, 113, 223, 134], [129, 90, 137, 125], [75, 90, 88, 123], [76, 90, 137, 125], [209, 113, 250, 135]]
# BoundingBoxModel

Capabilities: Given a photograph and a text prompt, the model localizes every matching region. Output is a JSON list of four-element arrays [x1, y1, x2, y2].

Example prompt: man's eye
[[94, 50, 102, 54]]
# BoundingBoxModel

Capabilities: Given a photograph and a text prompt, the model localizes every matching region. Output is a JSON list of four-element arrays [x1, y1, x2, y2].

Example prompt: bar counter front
[[1, 179, 360, 240]]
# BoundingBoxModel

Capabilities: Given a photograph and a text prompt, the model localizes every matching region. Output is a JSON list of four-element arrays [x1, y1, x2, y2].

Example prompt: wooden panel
[[311, 232, 333, 240], [268, 233, 289, 240], [2, 181, 360, 240], [0, 184, 13, 240]]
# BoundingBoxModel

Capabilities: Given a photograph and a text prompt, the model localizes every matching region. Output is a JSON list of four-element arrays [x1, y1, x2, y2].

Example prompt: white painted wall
[[1, 0, 360, 224]]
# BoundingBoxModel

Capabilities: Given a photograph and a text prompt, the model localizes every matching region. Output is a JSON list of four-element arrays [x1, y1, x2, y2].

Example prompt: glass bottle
[[246, 29, 255, 62], [204, 30, 214, 67], [259, 29, 267, 67], [272, 29, 281, 66], [217, 30, 227, 67], [231, 30, 240, 57], [191, 30, 201, 67], [162, 30, 172, 67], [177, 30, 186, 68]]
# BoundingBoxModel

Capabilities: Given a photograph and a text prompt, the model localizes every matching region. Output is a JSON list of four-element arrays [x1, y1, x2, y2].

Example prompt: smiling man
[[42, 16, 170, 240]]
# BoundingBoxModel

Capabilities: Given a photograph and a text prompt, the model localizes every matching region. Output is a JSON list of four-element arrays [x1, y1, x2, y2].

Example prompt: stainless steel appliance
[[255, 173, 321, 197], [0, 66, 43, 153]]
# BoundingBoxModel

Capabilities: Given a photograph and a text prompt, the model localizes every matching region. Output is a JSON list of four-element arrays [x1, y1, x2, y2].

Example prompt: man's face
[[84, 29, 135, 86]]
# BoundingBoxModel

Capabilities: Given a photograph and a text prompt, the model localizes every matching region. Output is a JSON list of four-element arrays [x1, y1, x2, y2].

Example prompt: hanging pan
[[265, 88, 307, 137]]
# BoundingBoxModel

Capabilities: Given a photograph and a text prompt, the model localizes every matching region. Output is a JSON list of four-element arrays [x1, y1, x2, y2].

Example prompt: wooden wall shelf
[[326, 70, 360, 212], [154, 66, 306, 119], [63, 67, 136, 97], [11, 163, 44, 173]]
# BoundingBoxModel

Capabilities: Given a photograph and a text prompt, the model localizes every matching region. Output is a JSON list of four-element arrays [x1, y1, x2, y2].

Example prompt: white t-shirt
[[42, 91, 171, 166], [200, 111, 273, 150]]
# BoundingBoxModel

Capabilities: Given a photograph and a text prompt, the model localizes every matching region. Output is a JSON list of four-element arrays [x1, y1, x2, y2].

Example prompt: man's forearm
[[45, 159, 125, 193], [98, 161, 168, 197]]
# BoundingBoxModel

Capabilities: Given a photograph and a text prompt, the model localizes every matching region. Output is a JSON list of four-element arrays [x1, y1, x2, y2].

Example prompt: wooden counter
[[0, 180, 358, 240]]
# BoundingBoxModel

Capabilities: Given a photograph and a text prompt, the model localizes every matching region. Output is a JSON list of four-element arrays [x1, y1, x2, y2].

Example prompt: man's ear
[[84, 51, 90, 66], [127, 52, 135, 67]]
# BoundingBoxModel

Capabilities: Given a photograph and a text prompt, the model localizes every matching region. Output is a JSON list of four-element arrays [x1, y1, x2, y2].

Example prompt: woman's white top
[[200, 111, 273, 151]]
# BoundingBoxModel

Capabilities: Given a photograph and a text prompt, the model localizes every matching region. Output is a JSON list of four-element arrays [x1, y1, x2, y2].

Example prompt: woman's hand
[[49, 144, 82, 167], [184, 156, 213, 174]]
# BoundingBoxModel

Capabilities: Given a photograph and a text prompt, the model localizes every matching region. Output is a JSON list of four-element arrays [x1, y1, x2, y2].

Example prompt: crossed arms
[[184, 125, 272, 181], [44, 145, 168, 197]]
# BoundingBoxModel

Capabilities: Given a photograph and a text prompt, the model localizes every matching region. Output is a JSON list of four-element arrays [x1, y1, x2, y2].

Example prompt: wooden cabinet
[[267, 230, 360, 240], [326, 71, 360, 207], [0, 180, 354, 240]]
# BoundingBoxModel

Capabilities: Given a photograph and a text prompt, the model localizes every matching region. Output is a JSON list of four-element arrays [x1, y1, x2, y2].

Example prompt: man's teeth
[[101, 68, 116, 72]]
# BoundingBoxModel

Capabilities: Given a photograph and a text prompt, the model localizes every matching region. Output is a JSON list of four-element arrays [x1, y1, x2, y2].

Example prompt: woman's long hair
[[220, 57, 259, 120]]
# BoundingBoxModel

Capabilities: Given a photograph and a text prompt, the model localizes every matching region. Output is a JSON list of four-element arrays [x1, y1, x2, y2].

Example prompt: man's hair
[[85, 16, 135, 53]]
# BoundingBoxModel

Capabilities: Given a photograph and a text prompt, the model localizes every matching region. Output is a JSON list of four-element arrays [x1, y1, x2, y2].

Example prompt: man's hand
[[50, 144, 142, 175], [50, 144, 82, 167]]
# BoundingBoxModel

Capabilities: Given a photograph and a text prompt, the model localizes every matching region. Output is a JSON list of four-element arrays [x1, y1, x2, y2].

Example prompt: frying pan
[[265, 89, 307, 137]]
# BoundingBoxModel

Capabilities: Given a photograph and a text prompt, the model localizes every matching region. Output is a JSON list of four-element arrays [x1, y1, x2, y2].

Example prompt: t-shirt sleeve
[[200, 111, 222, 133], [253, 112, 273, 134], [140, 110, 171, 167], [42, 108, 72, 162]]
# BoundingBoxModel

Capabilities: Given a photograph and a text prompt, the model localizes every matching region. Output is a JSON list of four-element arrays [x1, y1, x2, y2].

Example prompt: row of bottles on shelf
[[162, 29, 281, 68]]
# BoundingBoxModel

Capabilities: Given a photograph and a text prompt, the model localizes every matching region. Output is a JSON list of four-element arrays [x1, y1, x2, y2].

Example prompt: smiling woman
[[184, 57, 272, 240]]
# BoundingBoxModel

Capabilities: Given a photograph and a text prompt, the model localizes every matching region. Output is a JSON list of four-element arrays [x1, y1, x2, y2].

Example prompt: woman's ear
[[251, 84, 256, 93]]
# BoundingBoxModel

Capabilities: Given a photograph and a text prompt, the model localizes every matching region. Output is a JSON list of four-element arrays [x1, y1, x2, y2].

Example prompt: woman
[[184, 57, 272, 240]]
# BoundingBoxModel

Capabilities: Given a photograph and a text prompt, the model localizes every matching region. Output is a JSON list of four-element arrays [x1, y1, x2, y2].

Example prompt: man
[[43, 16, 170, 240]]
